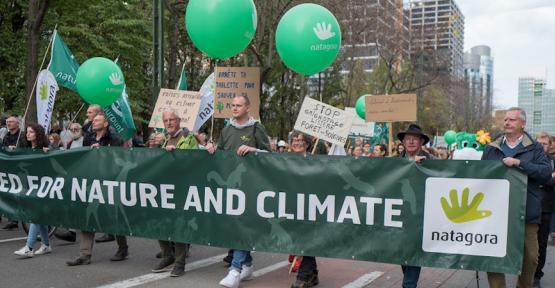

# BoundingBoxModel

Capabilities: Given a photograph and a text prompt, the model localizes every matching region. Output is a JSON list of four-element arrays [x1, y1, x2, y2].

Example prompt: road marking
[[96, 253, 228, 288], [252, 261, 290, 278], [0, 236, 28, 243], [341, 271, 384, 288]]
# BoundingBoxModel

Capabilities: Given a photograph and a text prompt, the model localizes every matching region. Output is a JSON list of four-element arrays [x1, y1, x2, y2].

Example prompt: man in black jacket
[[533, 132, 555, 288], [67, 113, 128, 266], [482, 108, 551, 288], [1, 116, 23, 230]]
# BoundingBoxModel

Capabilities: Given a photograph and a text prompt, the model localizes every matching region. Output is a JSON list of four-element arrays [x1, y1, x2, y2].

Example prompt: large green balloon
[[76, 57, 125, 108], [355, 95, 366, 119], [276, 4, 341, 76], [186, 0, 257, 59], [444, 130, 457, 145]]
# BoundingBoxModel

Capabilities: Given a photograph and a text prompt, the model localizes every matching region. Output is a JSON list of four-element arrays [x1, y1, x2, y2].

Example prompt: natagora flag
[[46, 29, 136, 140], [36, 70, 59, 132], [47, 30, 80, 92]]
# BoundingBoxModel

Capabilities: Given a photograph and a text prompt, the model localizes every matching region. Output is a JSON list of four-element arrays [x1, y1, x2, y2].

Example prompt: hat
[[397, 124, 430, 145], [278, 140, 287, 147]]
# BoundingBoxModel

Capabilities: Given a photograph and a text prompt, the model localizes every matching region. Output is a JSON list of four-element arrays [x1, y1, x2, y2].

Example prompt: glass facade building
[[464, 45, 494, 118], [518, 77, 555, 135]]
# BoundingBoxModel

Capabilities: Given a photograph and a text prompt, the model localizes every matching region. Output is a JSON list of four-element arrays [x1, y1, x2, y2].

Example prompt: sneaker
[[152, 257, 175, 272], [170, 265, 185, 277], [66, 255, 91, 266], [219, 269, 240, 288], [14, 246, 34, 258], [34, 244, 52, 255], [240, 265, 254, 281]]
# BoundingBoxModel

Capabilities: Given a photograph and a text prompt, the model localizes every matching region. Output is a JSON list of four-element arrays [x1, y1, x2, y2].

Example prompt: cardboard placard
[[294, 97, 354, 146], [148, 88, 202, 130], [214, 67, 260, 119], [364, 94, 417, 122]]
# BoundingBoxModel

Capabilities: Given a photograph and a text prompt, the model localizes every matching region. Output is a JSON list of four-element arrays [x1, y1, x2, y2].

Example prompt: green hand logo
[[39, 83, 48, 100], [216, 102, 225, 113], [440, 188, 492, 223]]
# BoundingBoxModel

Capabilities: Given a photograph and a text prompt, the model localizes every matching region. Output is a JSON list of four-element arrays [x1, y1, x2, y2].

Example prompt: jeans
[[230, 249, 252, 271], [401, 265, 421, 288], [26, 223, 49, 249], [551, 211, 555, 233]]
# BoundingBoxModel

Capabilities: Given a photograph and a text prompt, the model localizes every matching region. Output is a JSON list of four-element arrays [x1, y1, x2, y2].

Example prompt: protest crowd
[[1, 1, 554, 288], [2, 102, 555, 288]]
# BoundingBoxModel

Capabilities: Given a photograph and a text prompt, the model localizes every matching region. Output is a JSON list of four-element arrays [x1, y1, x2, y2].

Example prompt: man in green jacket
[[151, 110, 198, 277], [206, 95, 271, 288]]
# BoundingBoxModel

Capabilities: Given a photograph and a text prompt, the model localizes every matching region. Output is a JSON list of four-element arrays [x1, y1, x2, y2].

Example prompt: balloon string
[[210, 61, 217, 142], [17, 23, 58, 148]]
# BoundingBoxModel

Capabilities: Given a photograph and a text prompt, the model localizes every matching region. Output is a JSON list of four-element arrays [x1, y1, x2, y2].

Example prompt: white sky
[[457, 0, 555, 109]]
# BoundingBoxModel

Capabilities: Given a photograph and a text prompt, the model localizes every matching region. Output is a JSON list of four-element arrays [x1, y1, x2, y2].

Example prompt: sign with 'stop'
[[365, 94, 417, 122], [148, 89, 202, 131], [294, 97, 354, 145], [214, 67, 260, 119]]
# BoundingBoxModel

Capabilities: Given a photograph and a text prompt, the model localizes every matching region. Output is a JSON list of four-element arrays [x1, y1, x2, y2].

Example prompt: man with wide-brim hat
[[396, 123, 433, 288], [397, 124, 432, 162]]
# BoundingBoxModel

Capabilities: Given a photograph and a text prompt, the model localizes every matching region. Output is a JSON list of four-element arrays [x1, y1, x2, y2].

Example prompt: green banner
[[0, 149, 526, 274], [47, 30, 80, 92]]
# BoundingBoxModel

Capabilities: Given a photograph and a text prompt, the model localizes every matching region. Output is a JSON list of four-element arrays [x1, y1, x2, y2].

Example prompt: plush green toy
[[452, 130, 491, 160], [455, 132, 486, 152]]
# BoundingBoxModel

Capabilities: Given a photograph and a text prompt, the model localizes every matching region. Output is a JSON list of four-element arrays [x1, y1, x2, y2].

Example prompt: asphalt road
[[1, 217, 555, 288]]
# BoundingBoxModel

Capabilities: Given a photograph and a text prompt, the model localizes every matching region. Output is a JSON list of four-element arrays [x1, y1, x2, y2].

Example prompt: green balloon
[[185, 0, 257, 59], [276, 3, 341, 76], [76, 57, 125, 108], [355, 95, 366, 119], [444, 130, 457, 145]]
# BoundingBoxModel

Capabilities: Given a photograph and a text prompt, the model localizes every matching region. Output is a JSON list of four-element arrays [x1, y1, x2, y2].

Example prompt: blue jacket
[[481, 132, 552, 224]]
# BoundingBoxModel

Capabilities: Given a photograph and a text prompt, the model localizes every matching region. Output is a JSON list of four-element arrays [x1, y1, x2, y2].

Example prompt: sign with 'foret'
[[148, 88, 202, 130], [214, 67, 260, 119], [364, 94, 417, 122], [294, 97, 354, 145]]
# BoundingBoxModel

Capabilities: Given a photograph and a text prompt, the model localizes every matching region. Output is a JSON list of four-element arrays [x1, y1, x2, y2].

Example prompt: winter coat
[[481, 132, 552, 224]]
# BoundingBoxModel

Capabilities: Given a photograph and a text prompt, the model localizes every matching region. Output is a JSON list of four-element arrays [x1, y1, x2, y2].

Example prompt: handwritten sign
[[364, 94, 417, 122], [148, 88, 202, 130], [215, 67, 260, 119], [294, 97, 354, 146]]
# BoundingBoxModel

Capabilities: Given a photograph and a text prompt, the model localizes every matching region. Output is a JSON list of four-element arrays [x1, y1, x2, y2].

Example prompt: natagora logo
[[422, 177, 510, 257]]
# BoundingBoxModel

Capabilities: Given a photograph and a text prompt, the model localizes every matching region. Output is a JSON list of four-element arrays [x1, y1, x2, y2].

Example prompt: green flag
[[46, 29, 136, 141], [176, 63, 187, 90], [104, 86, 137, 141], [47, 30, 80, 92]]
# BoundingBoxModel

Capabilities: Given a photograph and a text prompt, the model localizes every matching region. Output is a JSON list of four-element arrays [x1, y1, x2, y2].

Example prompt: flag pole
[[17, 24, 58, 148]]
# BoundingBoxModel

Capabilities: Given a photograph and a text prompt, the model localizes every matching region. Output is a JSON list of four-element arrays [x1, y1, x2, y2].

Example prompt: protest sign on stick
[[214, 67, 260, 119], [148, 88, 202, 131], [364, 94, 417, 122], [294, 97, 353, 146]]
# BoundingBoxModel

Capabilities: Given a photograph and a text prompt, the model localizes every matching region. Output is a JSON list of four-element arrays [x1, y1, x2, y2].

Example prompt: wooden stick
[[311, 138, 319, 155]]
